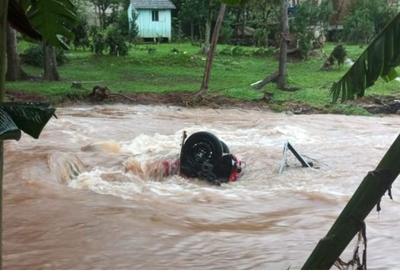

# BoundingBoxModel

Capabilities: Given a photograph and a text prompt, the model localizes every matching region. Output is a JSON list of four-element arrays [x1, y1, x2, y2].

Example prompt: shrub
[[342, 0, 396, 44], [252, 47, 274, 57], [117, 9, 139, 41], [92, 32, 106, 55], [72, 15, 90, 49], [254, 28, 270, 48], [21, 45, 67, 67], [105, 25, 129, 56], [219, 47, 232, 56], [231, 46, 246, 56]]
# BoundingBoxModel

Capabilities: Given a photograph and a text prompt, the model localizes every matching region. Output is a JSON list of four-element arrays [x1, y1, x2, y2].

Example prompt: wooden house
[[128, 0, 176, 41]]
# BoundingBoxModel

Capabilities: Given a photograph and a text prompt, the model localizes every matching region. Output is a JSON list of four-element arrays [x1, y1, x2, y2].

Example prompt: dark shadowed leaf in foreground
[[0, 103, 56, 140]]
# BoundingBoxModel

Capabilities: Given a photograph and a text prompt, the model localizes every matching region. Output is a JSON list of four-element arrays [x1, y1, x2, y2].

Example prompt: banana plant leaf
[[27, 0, 78, 49], [0, 103, 56, 141], [7, 0, 42, 40], [331, 12, 400, 103], [0, 109, 22, 141]]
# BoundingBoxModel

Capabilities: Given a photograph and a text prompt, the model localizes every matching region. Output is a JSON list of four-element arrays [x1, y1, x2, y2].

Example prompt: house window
[[152, 10, 159, 22]]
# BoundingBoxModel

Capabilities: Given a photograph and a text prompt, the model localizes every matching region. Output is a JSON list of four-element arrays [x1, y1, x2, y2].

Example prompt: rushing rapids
[[4, 105, 400, 269]]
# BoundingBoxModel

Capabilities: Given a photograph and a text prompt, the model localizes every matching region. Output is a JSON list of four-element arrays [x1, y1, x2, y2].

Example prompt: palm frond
[[0, 103, 56, 140], [331, 12, 400, 103]]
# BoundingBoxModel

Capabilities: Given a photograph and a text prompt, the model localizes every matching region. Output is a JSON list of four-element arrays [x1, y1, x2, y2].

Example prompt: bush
[[231, 46, 246, 56], [252, 47, 274, 57], [117, 10, 139, 41], [105, 25, 129, 56], [21, 45, 67, 67], [254, 28, 270, 48], [91, 32, 106, 55], [219, 16, 234, 44], [342, 0, 396, 44], [72, 15, 90, 49]]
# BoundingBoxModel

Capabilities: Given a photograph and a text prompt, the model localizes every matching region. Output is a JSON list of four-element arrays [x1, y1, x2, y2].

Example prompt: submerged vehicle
[[179, 132, 243, 184]]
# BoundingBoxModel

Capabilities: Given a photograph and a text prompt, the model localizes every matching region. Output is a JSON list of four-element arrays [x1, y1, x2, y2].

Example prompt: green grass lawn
[[6, 42, 400, 114]]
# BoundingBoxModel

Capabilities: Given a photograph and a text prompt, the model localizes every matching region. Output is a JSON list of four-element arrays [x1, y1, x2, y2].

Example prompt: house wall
[[134, 9, 172, 40]]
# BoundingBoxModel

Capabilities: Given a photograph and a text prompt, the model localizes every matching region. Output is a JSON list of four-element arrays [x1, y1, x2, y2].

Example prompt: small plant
[[219, 47, 233, 56], [331, 45, 347, 66], [231, 46, 246, 56], [147, 47, 157, 54], [321, 44, 347, 70], [254, 28, 270, 48], [252, 47, 273, 57]]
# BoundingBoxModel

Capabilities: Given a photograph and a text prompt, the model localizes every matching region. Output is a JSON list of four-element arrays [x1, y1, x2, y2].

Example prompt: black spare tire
[[220, 140, 230, 154], [180, 132, 223, 179]]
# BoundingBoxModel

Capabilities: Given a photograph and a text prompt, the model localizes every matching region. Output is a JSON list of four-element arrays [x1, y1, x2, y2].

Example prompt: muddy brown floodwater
[[3, 105, 400, 269]]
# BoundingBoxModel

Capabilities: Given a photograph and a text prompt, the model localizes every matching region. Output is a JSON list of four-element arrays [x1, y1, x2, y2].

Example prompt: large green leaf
[[0, 109, 22, 141], [7, 0, 42, 40], [0, 103, 56, 139], [27, 0, 78, 48], [331, 12, 400, 103]]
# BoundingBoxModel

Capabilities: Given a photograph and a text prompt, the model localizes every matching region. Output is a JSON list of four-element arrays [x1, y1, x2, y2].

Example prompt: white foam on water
[[121, 132, 182, 161], [66, 126, 329, 201]]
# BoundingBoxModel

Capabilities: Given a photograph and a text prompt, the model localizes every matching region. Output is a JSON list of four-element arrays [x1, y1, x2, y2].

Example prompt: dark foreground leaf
[[0, 103, 56, 140]]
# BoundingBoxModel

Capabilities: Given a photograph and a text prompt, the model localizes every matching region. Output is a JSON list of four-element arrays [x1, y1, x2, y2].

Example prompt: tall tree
[[42, 43, 60, 81], [6, 24, 28, 81], [197, 0, 248, 96], [198, 3, 227, 95], [277, 0, 288, 89], [89, 0, 119, 29], [203, 0, 212, 54], [251, 0, 293, 91]]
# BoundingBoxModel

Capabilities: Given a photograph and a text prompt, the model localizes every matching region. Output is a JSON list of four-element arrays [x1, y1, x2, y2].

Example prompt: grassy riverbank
[[6, 42, 400, 115]]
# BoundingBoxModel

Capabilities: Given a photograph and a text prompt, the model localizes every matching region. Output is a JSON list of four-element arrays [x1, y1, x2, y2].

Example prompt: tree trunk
[[6, 25, 27, 81], [190, 21, 194, 41], [198, 3, 226, 94], [43, 42, 60, 81], [302, 133, 400, 270], [0, 0, 9, 270], [277, 0, 289, 89], [203, 3, 212, 54], [100, 5, 108, 29], [235, 8, 241, 43]]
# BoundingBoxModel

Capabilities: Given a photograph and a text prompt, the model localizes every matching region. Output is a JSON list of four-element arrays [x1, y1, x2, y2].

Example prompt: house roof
[[131, 0, 176, 9]]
